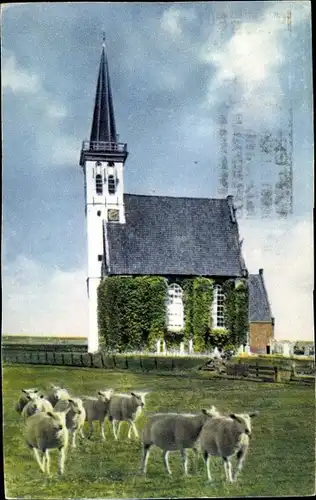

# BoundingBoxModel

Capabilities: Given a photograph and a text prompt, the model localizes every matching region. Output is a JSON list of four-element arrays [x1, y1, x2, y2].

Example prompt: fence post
[[140, 357, 143, 370], [171, 358, 174, 371], [81, 353, 84, 367], [256, 360, 259, 378], [90, 353, 93, 367], [125, 357, 129, 369], [113, 355, 117, 368], [155, 358, 158, 369], [274, 366, 281, 383], [61, 353, 65, 366], [53, 351, 56, 365]]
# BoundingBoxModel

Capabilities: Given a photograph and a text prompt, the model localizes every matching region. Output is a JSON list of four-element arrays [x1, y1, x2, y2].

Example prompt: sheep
[[45, 384, 71, 406], [21, 393, 54, 422], [54, 398, 86, 448], [15, 389, 40, 414], [108, 392, 147, 440], [140, 406, 220, 476], [82, 389, 114, 441], [197, 411, 259, 483], [24, 409, 69, 476]]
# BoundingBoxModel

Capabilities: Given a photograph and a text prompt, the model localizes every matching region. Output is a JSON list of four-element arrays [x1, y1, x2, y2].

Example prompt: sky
[[2, 2, 313, 342]]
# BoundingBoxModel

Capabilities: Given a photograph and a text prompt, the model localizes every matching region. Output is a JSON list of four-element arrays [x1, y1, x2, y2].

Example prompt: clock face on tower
[[107, 209, 120, 222]]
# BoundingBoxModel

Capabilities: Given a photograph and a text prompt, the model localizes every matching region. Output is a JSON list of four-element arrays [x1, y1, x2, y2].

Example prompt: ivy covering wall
[[98, 275, 249, 352], [98, 276, 167, 352]]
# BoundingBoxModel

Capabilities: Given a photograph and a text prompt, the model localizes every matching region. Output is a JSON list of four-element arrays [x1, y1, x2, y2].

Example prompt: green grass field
[[3, 364, 315, 498]]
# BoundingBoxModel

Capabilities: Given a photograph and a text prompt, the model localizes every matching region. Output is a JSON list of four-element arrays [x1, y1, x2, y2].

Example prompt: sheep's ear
[[130, 392, 137, 397], [22, 389, 28, 394], [47, 411, 54, 418], [201, 409, 208, 415], [230, 413, 242, 423], [249, 411, 259, 418], [97, 391, 102, 396], [68, 399, 75, 404]]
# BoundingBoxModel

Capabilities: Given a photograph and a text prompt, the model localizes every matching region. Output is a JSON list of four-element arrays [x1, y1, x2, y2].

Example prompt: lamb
[[21, 393, 54, 422], [82, 389, 114, 441], [197, 411, 259, 483], [45, 384, 71, 407], [15, 389, 40, 414], [108, 392, 147, 440], [24, 409, 69, 476], [54, 398, 86, 448], [140, 406, 220, 476]]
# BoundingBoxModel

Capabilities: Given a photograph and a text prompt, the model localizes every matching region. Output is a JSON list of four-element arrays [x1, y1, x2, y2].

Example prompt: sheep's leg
[[58, 447, 66, 475], [232, 448, 247, 482], [225, 458, 233, 483], [203, 451, 212, 482], [180, 448, 189, 476], [79, 426, 85, 439], [99, 419, 106, 441], [32, 448, 45, 473], [44, 449, 51, 476], [87, 420, 94, 439], [140, 444, 151, 474], [116, 421, 123, 440], [112, 419, 118, 440], [71, 429, 77, 448], [192, 447, 199, 474], [223, 458, 229, 480], [162, 450, 172, 475], [131, 420, 139, 439]]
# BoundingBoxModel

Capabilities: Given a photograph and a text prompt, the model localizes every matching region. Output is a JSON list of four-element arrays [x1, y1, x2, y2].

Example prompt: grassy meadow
[[3, 364, 315, 498]]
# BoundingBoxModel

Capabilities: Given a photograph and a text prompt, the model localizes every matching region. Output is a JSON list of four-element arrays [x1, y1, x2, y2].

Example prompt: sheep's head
[[130, 392, 145, 408], [47, 411, 68, 431], [68, 398, 84, 415], [202, 406, 221, 418], [22, 388, 39, 398], [54, 387, 70, 401], [229, 411, 259, 437], [98, 389, 114, 402]]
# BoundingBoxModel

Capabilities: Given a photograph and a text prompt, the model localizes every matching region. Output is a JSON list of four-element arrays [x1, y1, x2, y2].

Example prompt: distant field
[[3, 364, 315, 499], [2, 335, 87, 345]]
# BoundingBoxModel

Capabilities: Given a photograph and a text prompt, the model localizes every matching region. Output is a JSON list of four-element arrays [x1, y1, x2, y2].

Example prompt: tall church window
[[108, 175, 116, 194], [167, 284, 184, 330], [95, 174, 103, 195], [212, 284, 225, 328]]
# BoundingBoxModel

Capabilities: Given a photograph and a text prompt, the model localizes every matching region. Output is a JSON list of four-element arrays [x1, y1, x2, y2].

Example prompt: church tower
[[79, 37, 128, 353]]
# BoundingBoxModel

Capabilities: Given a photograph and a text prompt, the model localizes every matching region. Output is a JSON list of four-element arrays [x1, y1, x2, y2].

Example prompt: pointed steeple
[[90, 36, 117, 144]]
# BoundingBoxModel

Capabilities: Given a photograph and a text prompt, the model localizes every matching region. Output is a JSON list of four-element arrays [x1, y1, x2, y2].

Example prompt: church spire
[[90, 34, 117, 144]]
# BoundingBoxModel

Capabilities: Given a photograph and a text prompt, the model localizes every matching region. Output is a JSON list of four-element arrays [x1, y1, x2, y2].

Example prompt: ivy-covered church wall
[[98, 276, 167, 352]]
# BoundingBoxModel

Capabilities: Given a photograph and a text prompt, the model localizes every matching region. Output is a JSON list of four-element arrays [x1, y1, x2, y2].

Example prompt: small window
[[167, 284, 184, 330], [95, 161, 102, 166], [97, 255, 103, 262], [107, 161, 114, 167], [96, 174, 103, 195], [108, 175, 116, 194], [97, 210, 101, 216]]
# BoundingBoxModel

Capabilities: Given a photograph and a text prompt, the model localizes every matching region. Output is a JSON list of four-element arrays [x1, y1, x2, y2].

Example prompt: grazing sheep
[[82, 389, 114, 441], [54, 398, 86, 448], [108, 392, 147, 440], [198, 411, 259, 483], [45, 384, 71, 407], [140, 406, 220, 476], [24, 409, 69, 476], [15, 389, 40, 415], [21, 394, 54, 422]]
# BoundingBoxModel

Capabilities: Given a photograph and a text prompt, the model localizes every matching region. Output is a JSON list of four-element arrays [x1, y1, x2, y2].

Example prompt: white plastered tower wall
[[83, 157, 126, 353]]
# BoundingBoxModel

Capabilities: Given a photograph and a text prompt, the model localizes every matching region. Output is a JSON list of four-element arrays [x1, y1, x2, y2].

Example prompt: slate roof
[[248, 272, 273, 322], [105, 194, 245, 277]]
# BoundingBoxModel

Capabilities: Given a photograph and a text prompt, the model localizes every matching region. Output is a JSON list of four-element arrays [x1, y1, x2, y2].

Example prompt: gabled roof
[[90, 45, 117, 144], [248, 270, 273, 322], [105, 194, 246, 277]]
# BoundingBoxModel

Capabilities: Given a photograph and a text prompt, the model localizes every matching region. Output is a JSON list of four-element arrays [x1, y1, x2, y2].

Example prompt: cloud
[[160, 5, 196, 37], [239, 215, 313, 341], [200, 2, 311, 127], [2, 256, 88, 337], [2, 53, 41, 93]]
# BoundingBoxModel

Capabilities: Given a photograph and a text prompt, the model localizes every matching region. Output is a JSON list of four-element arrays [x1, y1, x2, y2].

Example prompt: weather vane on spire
[[102, 31, 106, 48]]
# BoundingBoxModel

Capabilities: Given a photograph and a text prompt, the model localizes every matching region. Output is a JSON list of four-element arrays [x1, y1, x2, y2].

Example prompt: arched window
[[95, 174, 103, 195], [212, 284, 225, 328], [108, 175, 116, 194], [167, 284, 184, 330]]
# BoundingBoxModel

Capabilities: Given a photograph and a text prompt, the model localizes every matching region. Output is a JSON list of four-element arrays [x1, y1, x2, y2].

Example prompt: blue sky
[[2, 2, 313, 341]]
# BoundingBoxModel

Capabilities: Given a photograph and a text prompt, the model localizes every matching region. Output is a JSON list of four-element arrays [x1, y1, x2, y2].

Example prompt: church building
[[79, 41, 274, 354]]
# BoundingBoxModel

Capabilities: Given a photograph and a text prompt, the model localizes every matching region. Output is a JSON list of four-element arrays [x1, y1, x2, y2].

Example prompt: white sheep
[[21, 393, 54, 422], [45, 384, 71, 407], [24, 409, 69, 476], [140, 406, 220, 476], [54, 398, 86, 448], [197, 411, 259, 483], [108, 392, 147, 440], [15, 388, 40, 414], [82, 389, 114, 441]]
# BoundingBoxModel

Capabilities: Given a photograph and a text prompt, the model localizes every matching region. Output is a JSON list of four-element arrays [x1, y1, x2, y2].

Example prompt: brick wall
[[249, 322, 274, 353]]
